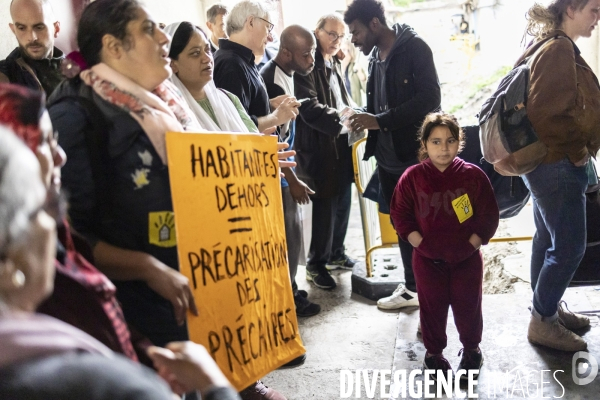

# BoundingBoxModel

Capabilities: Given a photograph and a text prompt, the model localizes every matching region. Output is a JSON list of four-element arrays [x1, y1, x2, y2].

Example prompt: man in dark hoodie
[[0, 0, 64, 95], [344, 0, 441, 310]]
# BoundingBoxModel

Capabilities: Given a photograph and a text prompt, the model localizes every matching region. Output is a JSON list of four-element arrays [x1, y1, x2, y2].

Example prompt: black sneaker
[[326, 256, 357, 271], [278, 353, 306, 369], [457, 348, 483, 380], [423, 353, 453, 381], [294, 293, 321, 317], [306, 268, 336, 289], [296, 289, 308, 298]]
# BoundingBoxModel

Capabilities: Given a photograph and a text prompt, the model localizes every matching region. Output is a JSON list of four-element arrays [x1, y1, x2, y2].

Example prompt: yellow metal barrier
[[352, 138, 398, 277]]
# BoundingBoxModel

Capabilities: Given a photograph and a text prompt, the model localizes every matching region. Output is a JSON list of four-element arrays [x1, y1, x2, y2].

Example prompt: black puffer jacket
[[364, 24, 441, 162], [0, 47, 64, 95], [48, 78, 186, 347], [294, 39, 354, 198]]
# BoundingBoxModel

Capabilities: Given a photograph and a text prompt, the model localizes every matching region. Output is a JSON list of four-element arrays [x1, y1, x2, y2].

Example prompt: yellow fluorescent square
[[148, 211, 176, 247], [452, 193, 473, 223]]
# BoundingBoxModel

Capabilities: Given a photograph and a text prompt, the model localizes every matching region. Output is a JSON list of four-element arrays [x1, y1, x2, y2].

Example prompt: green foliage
[[447, 65, 512, 114]]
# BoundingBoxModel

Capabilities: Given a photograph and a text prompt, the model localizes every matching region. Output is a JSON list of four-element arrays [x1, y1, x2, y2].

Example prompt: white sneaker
[[377, 284, 419, 310]]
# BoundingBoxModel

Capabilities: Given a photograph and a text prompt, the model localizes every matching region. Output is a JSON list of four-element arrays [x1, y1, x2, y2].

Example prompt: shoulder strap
[[525, 35, 572, 68], [15, 57, 43, 92]]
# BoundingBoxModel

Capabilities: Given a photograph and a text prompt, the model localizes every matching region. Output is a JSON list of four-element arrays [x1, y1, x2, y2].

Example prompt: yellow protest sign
[[166, 132, 305, 390]]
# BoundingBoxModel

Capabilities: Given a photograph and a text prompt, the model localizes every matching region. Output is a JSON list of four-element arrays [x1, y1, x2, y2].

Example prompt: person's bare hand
[[349, 113, 380, 131], [289, 179, 314, 205], [270, 94, 295, 110], [277, 142, 296, 169], [468, 233, 483, 250], [148, 342, 232, 396], [273, 97, 301, 125], [146, 267, 198, 326], [261, 126, 277, 136]]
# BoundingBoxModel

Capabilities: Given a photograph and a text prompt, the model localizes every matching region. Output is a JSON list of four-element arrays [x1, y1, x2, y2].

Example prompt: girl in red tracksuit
[[390, 113, 499, 380]]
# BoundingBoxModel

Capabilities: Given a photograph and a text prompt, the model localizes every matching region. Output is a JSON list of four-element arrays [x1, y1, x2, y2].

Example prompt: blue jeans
[[522, 159, 588, 318]]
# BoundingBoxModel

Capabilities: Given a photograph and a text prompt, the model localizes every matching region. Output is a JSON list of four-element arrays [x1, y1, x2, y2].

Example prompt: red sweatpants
[[413, 251, 483, 355]]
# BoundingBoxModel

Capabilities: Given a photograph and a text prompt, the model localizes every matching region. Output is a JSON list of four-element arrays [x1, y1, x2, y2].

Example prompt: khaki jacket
[[517, 30, 600, 164]]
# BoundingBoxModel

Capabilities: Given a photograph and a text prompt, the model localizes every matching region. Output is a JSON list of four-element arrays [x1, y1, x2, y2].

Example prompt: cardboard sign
[[166, 132, 305, 390]]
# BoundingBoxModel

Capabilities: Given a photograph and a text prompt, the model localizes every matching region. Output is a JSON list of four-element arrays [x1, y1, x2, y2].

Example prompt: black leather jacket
[[364, 24, 441, 162], [294, 40, 354, 198]]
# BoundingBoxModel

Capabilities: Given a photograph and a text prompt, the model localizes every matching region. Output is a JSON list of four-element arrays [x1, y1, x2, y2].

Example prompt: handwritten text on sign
[[166, 132, 304, 390]]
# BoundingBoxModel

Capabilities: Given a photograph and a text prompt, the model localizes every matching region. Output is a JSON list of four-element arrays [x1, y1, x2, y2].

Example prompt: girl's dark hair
[[417, 112, 465, 161], [77, 0, 141, 67], [169, 22, 207, 60], [344, 0, 386, 27]]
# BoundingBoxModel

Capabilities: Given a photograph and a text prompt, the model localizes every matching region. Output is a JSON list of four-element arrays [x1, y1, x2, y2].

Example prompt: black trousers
[[282, 187, 302, 292], [307, 181, 353, 271], [378, 166, 417, 293]]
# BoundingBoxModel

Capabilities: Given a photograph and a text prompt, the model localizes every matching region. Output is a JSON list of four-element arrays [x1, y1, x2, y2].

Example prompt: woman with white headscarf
[[164, 22, 258, 133]]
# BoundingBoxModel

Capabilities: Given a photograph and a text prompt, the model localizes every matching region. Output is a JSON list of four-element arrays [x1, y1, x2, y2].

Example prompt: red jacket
[[37, 221, 138, 361]]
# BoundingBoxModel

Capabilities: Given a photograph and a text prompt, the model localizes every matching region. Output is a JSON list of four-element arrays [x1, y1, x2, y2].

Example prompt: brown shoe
[[239, 380, 287, 400], [527, 315, 587, 352], [557, 300, 590, 330]]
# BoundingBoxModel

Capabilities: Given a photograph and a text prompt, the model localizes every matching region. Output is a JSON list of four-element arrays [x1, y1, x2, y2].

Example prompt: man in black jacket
[[213, 0, 299, 132], [260, 25, 321, 317], [344, 0, 441, 310], [0, 0, 64, 95], [294, 14, 357, 290]]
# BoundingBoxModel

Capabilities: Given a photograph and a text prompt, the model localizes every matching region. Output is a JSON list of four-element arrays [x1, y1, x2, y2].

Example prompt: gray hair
[[206, 3, 228, 24], [226, 0, 272, 36], [0, 126, 46, 259], [315, 13, 345, 30]]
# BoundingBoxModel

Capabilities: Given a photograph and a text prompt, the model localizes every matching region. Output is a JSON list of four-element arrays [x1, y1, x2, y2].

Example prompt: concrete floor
[[264, 189, 600, 400]]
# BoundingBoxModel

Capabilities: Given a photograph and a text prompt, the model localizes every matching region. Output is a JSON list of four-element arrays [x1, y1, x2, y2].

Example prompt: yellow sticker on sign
[[452, 193, 473, 223], [148, 211, 176, 247]]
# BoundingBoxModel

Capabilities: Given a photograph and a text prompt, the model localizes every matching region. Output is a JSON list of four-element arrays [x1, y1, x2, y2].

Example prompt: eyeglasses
[[320, 28, 345, 42], [256, 17, 274, 33]]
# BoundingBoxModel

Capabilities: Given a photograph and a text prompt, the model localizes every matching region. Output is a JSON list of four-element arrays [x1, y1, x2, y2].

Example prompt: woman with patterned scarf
[[47, 1, 288, 399], [48, 0, 201, 353]]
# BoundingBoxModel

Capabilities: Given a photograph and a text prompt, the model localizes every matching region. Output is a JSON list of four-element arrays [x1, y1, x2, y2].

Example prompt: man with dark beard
[[0, 0, 64, 95], [345, 0, 441, 310]]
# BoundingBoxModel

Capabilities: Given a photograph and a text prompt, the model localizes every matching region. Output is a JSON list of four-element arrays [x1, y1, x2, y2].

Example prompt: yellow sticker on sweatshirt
[[452, 193, 473, 223]]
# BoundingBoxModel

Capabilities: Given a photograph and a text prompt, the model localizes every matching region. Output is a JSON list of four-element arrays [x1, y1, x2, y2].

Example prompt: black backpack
[[478, 35, 572, 176], [461, 125, 530, 219]]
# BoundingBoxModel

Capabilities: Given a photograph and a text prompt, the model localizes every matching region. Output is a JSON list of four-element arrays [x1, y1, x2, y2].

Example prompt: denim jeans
[[522, 159, 588, 318]]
